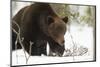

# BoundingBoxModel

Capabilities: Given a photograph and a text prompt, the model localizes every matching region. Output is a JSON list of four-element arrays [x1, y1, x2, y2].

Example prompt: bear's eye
[[62, 17, 68, 23], [47, 16, 54, 25]]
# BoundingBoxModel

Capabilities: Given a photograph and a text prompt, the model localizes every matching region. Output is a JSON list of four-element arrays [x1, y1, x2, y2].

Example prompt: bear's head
[[47, 16, 68, 46]]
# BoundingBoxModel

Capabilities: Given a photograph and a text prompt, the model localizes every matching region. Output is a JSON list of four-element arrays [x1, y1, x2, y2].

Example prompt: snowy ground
[[12, 24, 95, 66]]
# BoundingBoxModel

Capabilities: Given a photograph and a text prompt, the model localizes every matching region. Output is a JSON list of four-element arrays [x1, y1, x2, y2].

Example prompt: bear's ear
[[62, 17, 68, 23], [47, 16, 54, 25]]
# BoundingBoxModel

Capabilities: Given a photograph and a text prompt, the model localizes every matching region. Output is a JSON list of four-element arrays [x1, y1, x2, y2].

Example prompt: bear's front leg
[[31, 40, 47, 56]]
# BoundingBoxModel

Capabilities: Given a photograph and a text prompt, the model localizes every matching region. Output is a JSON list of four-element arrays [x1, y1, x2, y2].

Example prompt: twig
[[68, 31, 76, 60], [26, 41, 34, 63]]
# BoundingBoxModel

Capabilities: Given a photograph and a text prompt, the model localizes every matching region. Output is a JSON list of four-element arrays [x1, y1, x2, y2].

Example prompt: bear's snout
[[61, 40, 65, 45]]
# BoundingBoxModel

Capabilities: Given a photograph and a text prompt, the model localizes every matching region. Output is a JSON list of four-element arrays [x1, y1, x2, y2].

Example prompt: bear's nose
[[59, 40, 65, 46], [61, 40, 65, 44]]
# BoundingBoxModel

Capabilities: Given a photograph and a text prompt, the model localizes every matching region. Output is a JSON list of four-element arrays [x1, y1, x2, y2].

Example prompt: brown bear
[[12, 3, 68, 56]]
